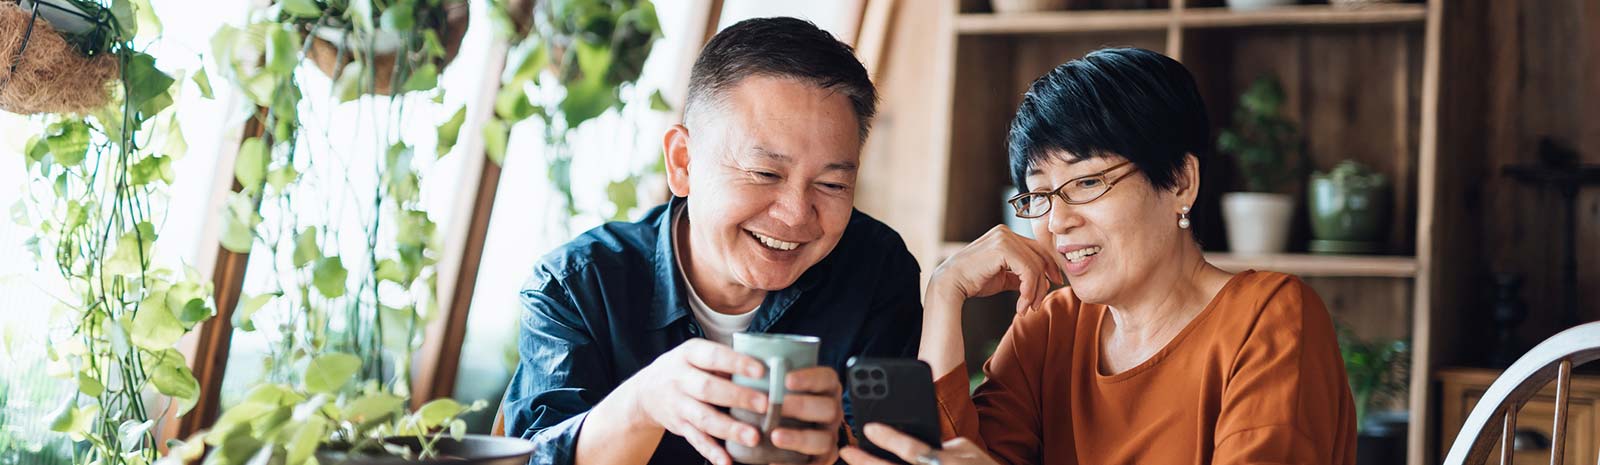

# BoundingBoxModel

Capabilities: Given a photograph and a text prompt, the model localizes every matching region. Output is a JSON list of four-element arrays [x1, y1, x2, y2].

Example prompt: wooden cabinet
[[1439, 368, 1600, 465]]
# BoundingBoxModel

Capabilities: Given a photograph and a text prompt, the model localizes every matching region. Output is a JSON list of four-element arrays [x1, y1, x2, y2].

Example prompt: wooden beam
[[854, 0, 898, 82], [412, 39, 511, 408]]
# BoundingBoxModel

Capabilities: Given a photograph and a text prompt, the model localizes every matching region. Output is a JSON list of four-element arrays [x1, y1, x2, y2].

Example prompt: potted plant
[[7, 2, 214, 465], [1217, 75, 1302, 255], [487, 0, 666, 224], [168, 1, 532, 463], [1337, 326, 1410, 465], [1308, 160, 1388, 254]]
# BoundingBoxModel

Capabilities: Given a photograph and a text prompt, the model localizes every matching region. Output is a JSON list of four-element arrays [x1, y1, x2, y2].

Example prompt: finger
[[676, 369, 768, 412], [777, 392, 843, 424], [863, 423, 935, 464], [682, 339, 765, 378], [1021, 234, 1068, 284], [677, 424, 734, 465], [770, 427, 837, 456], [839, 446, 897, 465], [677, 398, 761, 447], [785, 366, 843, 395]]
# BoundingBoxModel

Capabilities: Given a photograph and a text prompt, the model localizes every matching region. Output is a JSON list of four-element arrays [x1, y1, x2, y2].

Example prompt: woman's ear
[[1174, 153, 1201, 207], [663, 124, 691, 198]]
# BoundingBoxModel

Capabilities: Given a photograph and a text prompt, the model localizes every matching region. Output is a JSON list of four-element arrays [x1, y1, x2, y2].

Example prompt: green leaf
[[401, 63, 439, 93], [436, 105, 467, 158], [105, 221, 157, 276], [373, 258, 407, 284], [133, 0, 162, 39], [220, 191, 261, 253], [44, 121, 90, 167], [118, 419, 154, 452], [78, 369, 104, 397], [312, 256, 347, 298], [281, 0, 323, 18], [649, 89, 671, 112], [560, 41, 619, 127], [162, 114, 188, 157], [235, 137, 268, 190], [509, 39, 548, 84], [286, 416, 327, 465], [48, 397, 97, 437], [606, 177, 638, 221], [130, 155, 175, 186], [416, 398, 461, 427], [131, 301, 184, 350], [422, 29, 446, 59], [495, 85, 536, 122], [346, 0, 374, 32], [344, 392, 404, 426], [232, 293, 275, 332], [292, 227, 321, 268], [125, 53, 175, 114], [192, 67, 215, 99], [148, 349, 200, 414], [111, 0, 137, 38], [483, 117, 509, 165], [303, 352, 361, 394], [267, 164, 300, 192], [175, 298, 211, 328], [333, 60, 366, 102], [379, 0, 416, 32], [266, 26, 301, 77]]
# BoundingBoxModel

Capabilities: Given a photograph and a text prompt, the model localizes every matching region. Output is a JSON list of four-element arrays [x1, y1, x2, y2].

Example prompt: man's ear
[[1175, 153, 1201, 207], [664, 124, 691, 198]]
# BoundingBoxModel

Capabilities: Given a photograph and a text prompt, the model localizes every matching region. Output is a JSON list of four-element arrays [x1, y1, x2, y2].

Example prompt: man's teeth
[[1065, 246, 1101, 263], [751, 231, 800, 251]]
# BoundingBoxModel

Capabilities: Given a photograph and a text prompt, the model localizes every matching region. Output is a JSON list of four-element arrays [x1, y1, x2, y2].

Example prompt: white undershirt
[[672, 204, 758, 345]]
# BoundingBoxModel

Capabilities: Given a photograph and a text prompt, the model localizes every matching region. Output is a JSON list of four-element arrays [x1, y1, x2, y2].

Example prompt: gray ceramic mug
[[727, 332, 822, 465]]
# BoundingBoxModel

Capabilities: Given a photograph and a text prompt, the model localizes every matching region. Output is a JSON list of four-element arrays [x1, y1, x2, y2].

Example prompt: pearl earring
[[1178, 205, 1191, 229]]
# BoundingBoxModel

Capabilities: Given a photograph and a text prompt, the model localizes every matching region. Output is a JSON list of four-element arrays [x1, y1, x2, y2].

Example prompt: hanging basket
[[0, 0, 119, 115], [307, 0, 470, 95]]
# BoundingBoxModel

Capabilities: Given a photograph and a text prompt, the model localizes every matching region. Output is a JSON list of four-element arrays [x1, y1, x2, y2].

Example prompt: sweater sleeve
[[932, 293, 1069, 465], [1212, 277, 1358, 465]]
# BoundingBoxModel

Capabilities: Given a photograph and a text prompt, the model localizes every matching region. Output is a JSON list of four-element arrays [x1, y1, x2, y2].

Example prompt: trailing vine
[[10, 1, 213, 465]]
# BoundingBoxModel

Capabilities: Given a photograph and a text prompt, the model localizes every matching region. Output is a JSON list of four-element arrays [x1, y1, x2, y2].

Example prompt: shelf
[[939, 242, 1416, 278], [1205, 252, 1418, 277], [955, 4, 1424, 35]]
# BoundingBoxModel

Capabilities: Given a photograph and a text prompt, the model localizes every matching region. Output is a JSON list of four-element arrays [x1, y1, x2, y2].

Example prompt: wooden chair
[[1442, 321, 1600, 465]]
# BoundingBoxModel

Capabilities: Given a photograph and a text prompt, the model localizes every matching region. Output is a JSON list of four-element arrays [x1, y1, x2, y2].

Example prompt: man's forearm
[[574, 383, 665, 465]]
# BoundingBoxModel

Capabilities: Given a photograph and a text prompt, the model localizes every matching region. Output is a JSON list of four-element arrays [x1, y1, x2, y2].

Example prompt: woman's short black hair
[[1008, 47, 1209, 191]]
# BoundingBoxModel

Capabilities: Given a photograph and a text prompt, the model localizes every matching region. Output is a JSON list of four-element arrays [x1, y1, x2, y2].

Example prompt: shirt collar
[[645, 197, 835, 331]]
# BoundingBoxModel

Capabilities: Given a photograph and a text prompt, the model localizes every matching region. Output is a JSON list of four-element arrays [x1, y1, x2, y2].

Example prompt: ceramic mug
[[727, 332, 822, 465]]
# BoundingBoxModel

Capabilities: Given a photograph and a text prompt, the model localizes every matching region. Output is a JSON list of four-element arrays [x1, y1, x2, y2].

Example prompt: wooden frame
[[1441, 323, 1600, 465]]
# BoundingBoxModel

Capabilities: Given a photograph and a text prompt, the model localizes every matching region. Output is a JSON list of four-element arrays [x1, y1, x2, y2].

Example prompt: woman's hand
[[929, 225, 1067, 314], [839, 423, 999, 465]]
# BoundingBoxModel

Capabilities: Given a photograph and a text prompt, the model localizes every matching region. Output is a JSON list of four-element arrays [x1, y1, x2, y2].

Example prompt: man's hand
[[769, 366, 845, 465], [618, 338, 771, 465]]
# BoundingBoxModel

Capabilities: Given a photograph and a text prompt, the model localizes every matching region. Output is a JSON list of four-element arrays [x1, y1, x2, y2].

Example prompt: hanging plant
[[159, 1, 518, 463], [487, 0, 666, 221], [7, 1, 215, 465], [0, 0, 122, 114]]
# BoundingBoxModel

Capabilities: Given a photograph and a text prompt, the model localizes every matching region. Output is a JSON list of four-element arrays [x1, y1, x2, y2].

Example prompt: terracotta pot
[[307, 0, 470, 95]]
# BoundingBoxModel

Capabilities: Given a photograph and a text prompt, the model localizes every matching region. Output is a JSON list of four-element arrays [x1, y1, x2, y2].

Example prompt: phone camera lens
[[870, 369, 885, 380], [872, 385, 887, 396]]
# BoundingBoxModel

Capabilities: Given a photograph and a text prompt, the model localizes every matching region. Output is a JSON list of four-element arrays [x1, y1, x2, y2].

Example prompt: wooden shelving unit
[[881, 1, 1447, 463], [956, 4, 1424, 35]]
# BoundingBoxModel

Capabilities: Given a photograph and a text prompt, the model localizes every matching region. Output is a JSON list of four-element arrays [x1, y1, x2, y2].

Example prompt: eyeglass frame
[[1007, 161, 1141, 219]]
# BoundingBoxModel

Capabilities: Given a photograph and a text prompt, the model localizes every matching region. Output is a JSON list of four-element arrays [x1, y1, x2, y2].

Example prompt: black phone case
[[847, 357, 942, 464]]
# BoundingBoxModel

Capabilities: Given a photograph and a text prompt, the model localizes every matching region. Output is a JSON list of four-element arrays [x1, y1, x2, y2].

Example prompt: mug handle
[[761, 356, 789, 435]]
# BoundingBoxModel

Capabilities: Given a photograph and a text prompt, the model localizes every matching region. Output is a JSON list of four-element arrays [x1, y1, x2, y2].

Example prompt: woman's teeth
[[751, 231, 800, 251], [1065, 246, 1101, 263]]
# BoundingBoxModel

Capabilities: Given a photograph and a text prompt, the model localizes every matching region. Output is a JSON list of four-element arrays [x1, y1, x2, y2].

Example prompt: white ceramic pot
[[1225, 0, 1296, 11], [1221, 192, 1294, 255]]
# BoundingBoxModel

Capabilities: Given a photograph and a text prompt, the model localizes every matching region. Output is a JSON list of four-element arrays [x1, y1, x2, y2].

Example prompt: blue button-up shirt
[[503, 198, 923, 465]]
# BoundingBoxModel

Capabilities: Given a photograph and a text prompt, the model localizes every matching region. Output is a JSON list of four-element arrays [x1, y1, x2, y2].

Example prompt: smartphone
[[846, 357, 942, 464]]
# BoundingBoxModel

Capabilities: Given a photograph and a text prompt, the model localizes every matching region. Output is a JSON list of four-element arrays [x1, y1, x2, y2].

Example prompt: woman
[[840, 48, 1356, 465]]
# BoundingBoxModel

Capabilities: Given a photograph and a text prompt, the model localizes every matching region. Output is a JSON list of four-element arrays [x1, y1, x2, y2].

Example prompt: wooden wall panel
[[943, 36, 1018, 243]]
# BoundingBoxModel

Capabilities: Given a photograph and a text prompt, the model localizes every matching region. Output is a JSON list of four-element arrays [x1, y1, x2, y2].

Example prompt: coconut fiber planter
[[0, 0, 119, 115]]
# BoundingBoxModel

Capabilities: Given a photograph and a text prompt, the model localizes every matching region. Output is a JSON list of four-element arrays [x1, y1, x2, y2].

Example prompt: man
[[502, 17, 923, 465]]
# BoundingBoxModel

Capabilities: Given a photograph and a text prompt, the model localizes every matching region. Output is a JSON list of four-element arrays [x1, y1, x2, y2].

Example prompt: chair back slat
[[1501, 410, 1516, 465], [1548, 359, 1572, 465], [1443, 322, 1600, 465]]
